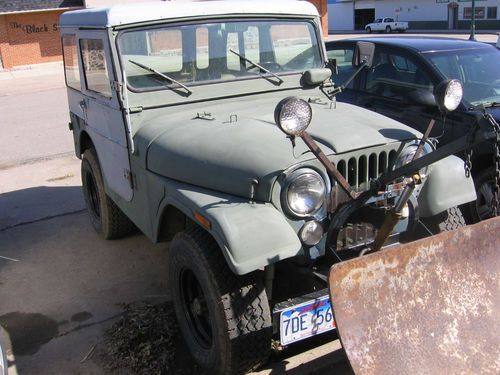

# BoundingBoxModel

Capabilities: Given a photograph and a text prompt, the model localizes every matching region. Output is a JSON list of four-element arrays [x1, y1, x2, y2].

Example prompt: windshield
[[422, 47, 500, 107], [118, 19, 322, 91]]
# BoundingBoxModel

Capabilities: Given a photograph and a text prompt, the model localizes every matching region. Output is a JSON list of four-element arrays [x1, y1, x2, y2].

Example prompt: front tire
[[385, 26, 392, 33], [470, 168, 497, 222], [169, 227, 272, 374], [366, 27, 372, 33], [81, 149, 134, 239], [419, 206, 466, 236]]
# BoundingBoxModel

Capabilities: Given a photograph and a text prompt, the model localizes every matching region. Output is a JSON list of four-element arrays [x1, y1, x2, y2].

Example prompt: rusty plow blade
[[328, 217, 500, 375]]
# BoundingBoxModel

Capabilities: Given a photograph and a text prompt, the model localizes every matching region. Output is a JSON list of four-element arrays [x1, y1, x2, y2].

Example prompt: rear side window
[[62, 34, 81, 90], [80, 39, 112, 97]]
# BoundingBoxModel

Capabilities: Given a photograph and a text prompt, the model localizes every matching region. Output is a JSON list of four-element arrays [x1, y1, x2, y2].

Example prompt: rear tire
[[385, 26, 392, 33], [419, 206, 466, 236], [81, 148, 134, 239], [169, 227, 272, 375], [366, 27, 372, 33]]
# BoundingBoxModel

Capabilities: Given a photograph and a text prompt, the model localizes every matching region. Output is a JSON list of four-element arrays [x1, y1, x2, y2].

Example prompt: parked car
[[326, 37, 500, 222], [60, 3, 476, 374], [365, 18, 408, 33]]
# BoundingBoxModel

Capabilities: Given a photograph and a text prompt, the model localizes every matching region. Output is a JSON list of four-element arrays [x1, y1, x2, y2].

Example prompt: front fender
[[418, 155, 476, 217], [153, 175, 302, 275]]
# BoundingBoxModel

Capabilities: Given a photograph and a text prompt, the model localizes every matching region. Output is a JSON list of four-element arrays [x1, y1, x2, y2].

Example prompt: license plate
[[279, 295, 336, 345]]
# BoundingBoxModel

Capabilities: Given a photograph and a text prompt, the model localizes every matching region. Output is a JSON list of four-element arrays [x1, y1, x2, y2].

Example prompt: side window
[[271, 24, 313, 67], [80, 39, 112, 97], [326, 47, 355, 88], [62, 34, 81, 90], [366, 51, 433, 99]]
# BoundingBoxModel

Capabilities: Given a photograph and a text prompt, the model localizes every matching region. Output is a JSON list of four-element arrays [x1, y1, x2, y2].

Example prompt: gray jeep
[[60, 1, 476, 373]]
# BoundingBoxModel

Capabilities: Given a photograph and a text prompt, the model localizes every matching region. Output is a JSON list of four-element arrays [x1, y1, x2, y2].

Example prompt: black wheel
[[169, 227, 272, 374], [419, 206, 466, 236], [470, 169, 498, 222], [366, 27, 372, 33], [385, 26, 392, 33], [0, 327, 8, 375], [81, 148, 134, 239]]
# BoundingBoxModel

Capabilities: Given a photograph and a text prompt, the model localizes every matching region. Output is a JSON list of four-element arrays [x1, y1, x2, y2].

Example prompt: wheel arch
[[151, 175, 302, 276], [79, 130, 94, 157]]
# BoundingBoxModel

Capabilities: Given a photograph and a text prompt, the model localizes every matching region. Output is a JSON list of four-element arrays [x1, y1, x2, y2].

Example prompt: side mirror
[[434, 79, 463, 113], [353, 41, 375, 68], [302, 68, 333, 86]]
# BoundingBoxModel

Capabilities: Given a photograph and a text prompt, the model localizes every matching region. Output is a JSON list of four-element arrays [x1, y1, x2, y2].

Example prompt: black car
[[326, 37, 500, 222]]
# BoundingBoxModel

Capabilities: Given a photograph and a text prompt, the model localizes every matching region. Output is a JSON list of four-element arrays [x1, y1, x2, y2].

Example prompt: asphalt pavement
[[0, 31, 497, 374]]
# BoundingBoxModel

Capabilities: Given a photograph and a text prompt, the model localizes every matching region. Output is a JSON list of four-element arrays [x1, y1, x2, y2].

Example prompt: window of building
[[80, 39, 112, 97], [487, 7, 497, 19], [464, 7, 486, 19], [62, 35, 81, 91]]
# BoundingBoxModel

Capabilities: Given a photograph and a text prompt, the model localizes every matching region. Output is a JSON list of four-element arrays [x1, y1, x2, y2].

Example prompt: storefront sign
[[9, 21, 59, 34]]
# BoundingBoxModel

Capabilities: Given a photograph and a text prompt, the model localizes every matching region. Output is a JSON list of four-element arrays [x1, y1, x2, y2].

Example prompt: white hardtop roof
[[59, 0, 318, 28]]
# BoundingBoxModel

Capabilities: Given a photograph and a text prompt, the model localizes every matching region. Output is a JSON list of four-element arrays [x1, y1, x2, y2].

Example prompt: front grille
[[334, 149, 398, 191]]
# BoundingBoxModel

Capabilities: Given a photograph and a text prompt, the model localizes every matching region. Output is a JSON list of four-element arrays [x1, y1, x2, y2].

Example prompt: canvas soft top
[[59, 0, 318, 28]]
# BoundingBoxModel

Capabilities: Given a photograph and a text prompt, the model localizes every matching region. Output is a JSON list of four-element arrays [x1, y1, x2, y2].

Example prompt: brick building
[[0, 0, 83, 69], [0, 0, 327, 69]]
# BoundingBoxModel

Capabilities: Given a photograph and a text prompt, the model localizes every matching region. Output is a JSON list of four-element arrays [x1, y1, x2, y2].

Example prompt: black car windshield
[[422, 47, 500, 107], [118, 19, 322, 91]]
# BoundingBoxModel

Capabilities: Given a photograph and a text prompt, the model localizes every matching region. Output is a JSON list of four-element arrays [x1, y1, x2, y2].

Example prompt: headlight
[[274, 97, 312, 136], [434, 79, 463, 112], [394, 142, 434, 177], [284, 169, 326, 217]]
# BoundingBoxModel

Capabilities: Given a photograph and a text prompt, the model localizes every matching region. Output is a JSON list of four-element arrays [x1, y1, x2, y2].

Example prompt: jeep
[[60, 2, 476, 373]]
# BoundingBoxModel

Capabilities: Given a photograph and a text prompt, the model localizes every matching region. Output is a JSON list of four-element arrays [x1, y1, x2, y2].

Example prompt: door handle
[[79, 100, 86, 110]]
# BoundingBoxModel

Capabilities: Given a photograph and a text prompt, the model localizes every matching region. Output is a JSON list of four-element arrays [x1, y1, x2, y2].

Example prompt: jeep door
[[78, 30, 133, 201]]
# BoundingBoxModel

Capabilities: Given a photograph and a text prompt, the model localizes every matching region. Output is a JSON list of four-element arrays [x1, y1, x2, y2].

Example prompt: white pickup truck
[[365, 17, 408, 33]]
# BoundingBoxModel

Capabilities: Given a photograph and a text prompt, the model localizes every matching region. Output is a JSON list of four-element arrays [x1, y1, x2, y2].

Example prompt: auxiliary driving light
[[435, 79, 463, 113], [274, 97, 312, 136]]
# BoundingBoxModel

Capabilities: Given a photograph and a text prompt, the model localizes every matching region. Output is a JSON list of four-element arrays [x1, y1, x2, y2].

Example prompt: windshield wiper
[[128, 59, 192, 96], [229, 49, 283, 85], [470, 102, 500, 110], [483, 102, 500, 108]]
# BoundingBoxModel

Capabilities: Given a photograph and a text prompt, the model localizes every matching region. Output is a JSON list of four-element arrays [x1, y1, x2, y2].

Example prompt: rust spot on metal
[[328, 217, 500, 375]]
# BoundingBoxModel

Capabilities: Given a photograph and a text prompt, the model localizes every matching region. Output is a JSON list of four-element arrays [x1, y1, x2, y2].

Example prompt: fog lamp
[[299, 220, 324, 246], [274, 97, 312, 136]]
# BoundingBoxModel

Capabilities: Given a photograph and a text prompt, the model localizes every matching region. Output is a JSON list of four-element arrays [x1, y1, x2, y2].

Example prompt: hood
[[136, 94, 420, 201]]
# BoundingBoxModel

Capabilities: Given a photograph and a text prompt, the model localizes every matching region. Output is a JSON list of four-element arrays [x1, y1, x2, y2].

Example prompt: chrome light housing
[[275, 97, 312, 136], [394, 141, 434, 177], [435, 79, 463, 113], [283, 168, 326, 217]]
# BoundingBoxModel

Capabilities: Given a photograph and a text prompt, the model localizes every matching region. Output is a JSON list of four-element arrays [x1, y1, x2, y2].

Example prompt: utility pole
[[469, 0, 476, 41]]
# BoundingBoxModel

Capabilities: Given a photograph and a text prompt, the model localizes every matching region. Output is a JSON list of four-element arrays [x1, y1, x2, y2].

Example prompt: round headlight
[[274, 97, 312, 136], [435, 79, 463, 112], [394, 142, 434, 177], [285, 169, 326, 217]]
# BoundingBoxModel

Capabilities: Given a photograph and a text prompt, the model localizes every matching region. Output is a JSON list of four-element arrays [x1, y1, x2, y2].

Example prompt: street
[[0, 32, 497, 374]]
